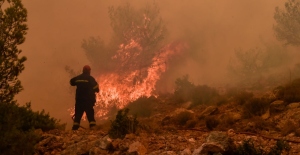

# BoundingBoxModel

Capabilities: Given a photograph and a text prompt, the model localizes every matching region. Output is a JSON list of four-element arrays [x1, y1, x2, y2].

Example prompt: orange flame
[[94, 41, 187, 119]]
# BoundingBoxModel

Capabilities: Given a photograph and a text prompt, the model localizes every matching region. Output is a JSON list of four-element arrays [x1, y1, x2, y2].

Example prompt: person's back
[[70, 73, 98, 104], [70, 65, 99, 130]]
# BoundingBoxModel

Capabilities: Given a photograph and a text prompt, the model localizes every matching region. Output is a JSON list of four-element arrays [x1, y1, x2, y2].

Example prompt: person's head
[[82, 65, 91, 74]]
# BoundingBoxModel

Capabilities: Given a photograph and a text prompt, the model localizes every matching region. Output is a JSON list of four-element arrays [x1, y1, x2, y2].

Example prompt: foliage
[[108, 108, 139, 139], [274, 0, 300, 46], [283, 78, 300, 102], [125, 96, 157, 117], [205, 116, 219, 131], [233, 90, 254, 105], [82, 2, 167, 74], [81, 37, 113, 73], [0, 102, 62, 155], [273, 78, 300, 102], [242, 97, 270, 119], [228, 44, 288, 89], [228, 139, 290, 155], [234, 139, 264, 155], [268, 140, 291, 155], [173, 75, 195, 103], [0, 1, 64, 154], [191, 85, 220, 107], [0, 0, 27, 104], [172, 111, 194, 127], [173, 75, 220, 107]]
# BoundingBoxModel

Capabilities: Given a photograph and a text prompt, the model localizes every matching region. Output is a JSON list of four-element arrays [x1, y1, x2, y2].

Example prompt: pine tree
[[0, 0, 27, 104]]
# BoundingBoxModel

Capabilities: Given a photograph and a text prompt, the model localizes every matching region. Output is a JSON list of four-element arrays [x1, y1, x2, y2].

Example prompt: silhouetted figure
[[70, 65, 99, 130]]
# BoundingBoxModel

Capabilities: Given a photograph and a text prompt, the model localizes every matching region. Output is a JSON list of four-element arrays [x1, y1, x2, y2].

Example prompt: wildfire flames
[[68, 41, 187, 120], [93, 40, 187, 119], [69, 12, 188, 120]]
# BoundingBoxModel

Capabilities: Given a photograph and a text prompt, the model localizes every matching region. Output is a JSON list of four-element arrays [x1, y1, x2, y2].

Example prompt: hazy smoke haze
[[16, 0, 299, 127]]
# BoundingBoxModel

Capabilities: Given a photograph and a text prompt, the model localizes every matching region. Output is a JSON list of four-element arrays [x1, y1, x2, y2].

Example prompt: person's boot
[[72, 122, 80, 130], [89, 121, 96, 130]]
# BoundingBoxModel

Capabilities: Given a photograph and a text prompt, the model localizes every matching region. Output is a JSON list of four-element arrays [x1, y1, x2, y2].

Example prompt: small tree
[[228, 43, 288, 89], [0, 0, 27, 104], [82, 2, 167, 74], [274, 0, 300, 46]]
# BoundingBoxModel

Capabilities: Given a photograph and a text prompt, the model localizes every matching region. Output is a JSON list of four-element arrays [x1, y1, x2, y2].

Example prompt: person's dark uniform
[[70, 65, 99, 130]]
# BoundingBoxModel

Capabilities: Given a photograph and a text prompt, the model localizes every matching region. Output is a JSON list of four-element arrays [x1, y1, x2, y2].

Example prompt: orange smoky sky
[[16, 0, 292, 125]]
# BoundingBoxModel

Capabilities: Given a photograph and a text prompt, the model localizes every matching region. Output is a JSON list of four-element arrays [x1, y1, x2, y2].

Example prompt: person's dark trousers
[[72, 102, 96, 130]]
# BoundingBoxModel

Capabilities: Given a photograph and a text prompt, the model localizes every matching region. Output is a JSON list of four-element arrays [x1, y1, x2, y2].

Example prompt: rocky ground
[[34, 93, 300, 155]]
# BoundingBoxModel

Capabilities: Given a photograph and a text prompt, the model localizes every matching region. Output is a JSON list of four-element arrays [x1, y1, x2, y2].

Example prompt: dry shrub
[[295, 129, 300, 137], [172, 111, 194, 127], [108, 108, 139, 139], [172, 75, 221, 106], [272, 86, 285, 100], [205, 116, 219, 131], [234, 90, 254, 105], [125, 96, 157, 117], [244, 116, 276, 132], [190, 85, 220, 107], [219, 114, 236, 129], [242, 97, 269, 119], [281, 120, 297, 136], [185, 119, 197, 129], [282, 78, 300, 103]]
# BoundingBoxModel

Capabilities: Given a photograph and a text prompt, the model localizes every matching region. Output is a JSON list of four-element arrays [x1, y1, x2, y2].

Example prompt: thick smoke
[[16, 0, 299, 127]]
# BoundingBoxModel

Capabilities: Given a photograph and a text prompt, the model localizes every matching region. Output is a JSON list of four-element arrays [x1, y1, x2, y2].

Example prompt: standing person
[[70, 65, 99, 130]]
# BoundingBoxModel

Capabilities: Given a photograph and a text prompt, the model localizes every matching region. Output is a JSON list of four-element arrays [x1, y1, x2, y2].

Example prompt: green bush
[[0, 102, 62, 155], [125, 96, 157, 117], [108, 108, 139, 139]]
